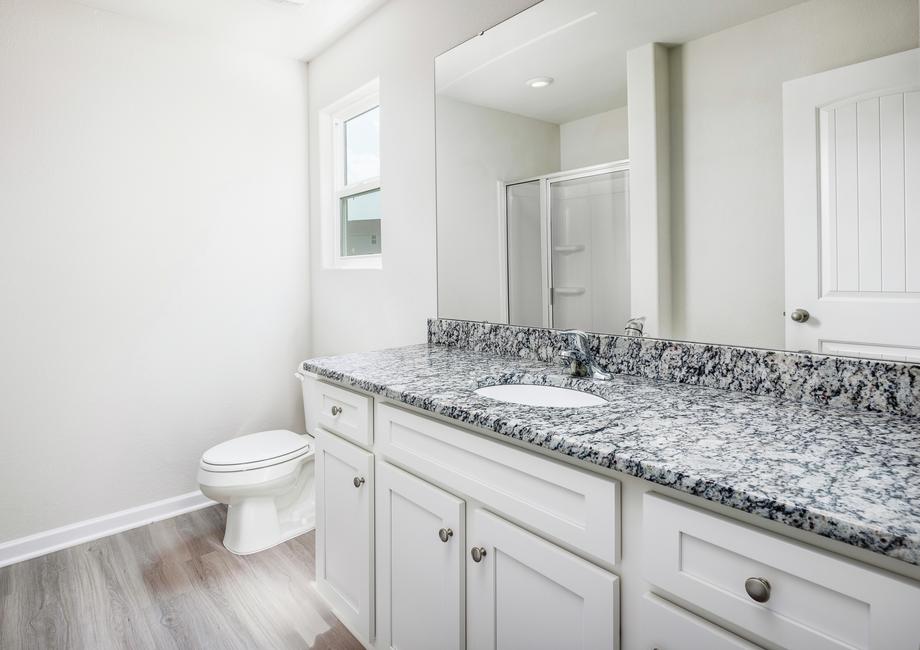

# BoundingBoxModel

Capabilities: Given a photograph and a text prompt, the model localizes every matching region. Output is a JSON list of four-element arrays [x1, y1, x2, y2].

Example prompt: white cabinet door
[[376, 461, 465, 650], [315, 428, 374, 644], [467, 508, 619, 650]]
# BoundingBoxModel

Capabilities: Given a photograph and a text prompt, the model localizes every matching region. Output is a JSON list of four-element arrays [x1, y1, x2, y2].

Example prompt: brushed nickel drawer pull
[[744, 577, 771, 603]]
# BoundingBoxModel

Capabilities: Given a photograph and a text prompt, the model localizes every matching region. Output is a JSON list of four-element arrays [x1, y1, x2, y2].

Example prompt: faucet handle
[[561, 329, 590, 352]]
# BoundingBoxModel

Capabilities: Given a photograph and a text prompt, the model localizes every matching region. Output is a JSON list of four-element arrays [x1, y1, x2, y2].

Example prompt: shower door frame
[[500, 159, 630, 328]]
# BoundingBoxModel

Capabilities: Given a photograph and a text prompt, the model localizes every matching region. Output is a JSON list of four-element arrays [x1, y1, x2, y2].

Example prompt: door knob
[[744, 577, 771, 603], [470, 546, 487, 562], [353, 476, 365, 488], [789, 308, 810, 323], [438, 528, 453, 543], [331, 405, 343, 416]]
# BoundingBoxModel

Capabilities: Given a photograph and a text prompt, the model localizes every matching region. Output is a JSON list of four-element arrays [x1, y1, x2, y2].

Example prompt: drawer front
[[315, 380, 373, 446], [376, 403, 620, 566], [640, 593, 762, 650], [642, 493, 920, 650]]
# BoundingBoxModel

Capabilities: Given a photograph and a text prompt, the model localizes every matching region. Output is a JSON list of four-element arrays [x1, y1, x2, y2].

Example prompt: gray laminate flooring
[[0, 506, 362, 650]]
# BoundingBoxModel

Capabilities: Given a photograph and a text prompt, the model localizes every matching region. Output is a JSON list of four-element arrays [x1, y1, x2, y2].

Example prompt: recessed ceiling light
[[526, 77, 554, 89]]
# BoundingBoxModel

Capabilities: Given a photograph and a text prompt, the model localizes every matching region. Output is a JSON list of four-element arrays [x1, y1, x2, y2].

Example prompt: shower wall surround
[[428, 318, 920, 418]]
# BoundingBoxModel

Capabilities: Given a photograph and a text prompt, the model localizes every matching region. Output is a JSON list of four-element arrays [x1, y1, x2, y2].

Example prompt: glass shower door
[[549, 170, 630, 332], [506, 180, 546, 327]]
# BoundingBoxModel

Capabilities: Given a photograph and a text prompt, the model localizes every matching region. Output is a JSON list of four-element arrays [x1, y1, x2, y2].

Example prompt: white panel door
[[375, 460, 465, 650], [314, 428, 374, 644], [467, 508, 619, 650], [784, 48, 920, 361]]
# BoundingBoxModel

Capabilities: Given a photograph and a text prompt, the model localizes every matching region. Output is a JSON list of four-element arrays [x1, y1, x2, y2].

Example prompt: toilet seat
[[200, 430, 311, 473]]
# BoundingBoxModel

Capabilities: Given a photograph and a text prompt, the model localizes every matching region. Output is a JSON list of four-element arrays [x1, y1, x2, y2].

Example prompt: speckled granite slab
[[303, 343, 920, 565], [429, 318, 920, 419]]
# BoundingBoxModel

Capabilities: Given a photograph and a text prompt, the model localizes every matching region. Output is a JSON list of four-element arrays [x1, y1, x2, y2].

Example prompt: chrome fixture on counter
[[560, 330, 612, 380], [624, 316, 646, 337]]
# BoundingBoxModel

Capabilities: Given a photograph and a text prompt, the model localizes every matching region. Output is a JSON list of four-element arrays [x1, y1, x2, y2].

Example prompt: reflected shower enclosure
[[505, 163, 630, 332]]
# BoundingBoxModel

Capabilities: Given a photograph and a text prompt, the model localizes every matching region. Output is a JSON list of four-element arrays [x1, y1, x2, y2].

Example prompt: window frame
[[319, 78, 381, 270]]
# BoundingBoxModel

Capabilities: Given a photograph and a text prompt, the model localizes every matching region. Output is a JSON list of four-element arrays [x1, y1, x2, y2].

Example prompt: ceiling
[[436, 0, 807, 124], [70, 0, 387, 61]]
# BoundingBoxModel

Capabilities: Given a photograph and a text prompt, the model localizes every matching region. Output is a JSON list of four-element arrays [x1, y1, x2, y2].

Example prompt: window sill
[[328, 254, 382, 270]]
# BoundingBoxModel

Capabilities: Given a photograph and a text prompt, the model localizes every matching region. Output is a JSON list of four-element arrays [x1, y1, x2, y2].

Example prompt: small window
[[320, 79, 381, 269]]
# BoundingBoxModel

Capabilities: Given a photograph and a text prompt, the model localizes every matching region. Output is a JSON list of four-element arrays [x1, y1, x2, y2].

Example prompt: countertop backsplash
[[428, 318, 920, 419]]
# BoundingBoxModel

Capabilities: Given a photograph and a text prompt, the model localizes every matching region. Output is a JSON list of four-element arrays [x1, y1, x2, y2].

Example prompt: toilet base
[[223, 503, 315, 555]]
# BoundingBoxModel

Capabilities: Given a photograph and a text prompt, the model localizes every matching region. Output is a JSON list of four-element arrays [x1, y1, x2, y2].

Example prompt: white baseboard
[[0, 491, 216, 568]]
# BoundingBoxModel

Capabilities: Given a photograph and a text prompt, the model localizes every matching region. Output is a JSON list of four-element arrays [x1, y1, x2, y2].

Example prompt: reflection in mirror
[[435, 0, 920, 362]]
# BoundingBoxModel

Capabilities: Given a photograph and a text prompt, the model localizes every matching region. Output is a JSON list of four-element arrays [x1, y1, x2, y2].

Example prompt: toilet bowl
[[198, 430, 315, 555]]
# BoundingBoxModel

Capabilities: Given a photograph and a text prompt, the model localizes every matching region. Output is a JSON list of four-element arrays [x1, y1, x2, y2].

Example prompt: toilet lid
[[202, 430, 310, 467]]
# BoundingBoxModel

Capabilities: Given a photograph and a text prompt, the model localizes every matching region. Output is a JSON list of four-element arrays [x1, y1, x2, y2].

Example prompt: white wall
[[627, 43, 672, 339], [436, 97, 559, 323], [306, 0, 537, 356], [669, 0, 919, 348], [0, 0, 310, 542], [560, 107, 629, 170]]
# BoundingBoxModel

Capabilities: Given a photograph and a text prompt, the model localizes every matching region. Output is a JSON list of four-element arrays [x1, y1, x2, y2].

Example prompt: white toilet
[[198, 429, 315, 555]]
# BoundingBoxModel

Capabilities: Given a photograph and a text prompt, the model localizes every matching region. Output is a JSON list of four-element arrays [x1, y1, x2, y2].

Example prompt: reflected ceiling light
[[525, 76, 554, 89]]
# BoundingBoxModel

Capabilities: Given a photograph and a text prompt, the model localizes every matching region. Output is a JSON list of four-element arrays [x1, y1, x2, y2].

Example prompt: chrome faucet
[[624, 316, 646, 337], [559, 330, 612, 380]]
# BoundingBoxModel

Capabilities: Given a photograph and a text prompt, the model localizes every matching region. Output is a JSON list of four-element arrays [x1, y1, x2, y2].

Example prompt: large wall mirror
[[435, 0, 920, 362]]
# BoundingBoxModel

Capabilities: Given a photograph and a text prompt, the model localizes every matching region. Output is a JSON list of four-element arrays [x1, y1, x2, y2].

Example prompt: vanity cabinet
[[467, 508, 619, 650], [375, 460, 465, 650], [304, 375, 920, 650], [314, 428, 375, 644]]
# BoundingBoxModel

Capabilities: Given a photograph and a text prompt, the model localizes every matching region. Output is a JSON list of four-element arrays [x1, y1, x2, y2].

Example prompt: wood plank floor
[[0, 506, 363, 650]]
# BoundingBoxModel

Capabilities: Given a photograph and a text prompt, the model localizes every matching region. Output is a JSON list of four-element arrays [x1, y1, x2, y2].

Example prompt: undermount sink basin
[[474, 383, 608, 408]]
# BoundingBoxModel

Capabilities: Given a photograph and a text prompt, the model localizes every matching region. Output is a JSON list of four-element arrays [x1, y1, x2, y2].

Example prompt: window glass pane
[[345, 106, 380, 186], [341, 189, 381, 256]]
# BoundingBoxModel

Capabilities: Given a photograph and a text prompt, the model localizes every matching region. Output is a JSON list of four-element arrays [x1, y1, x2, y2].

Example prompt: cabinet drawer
[[376, 403, 620, 566], [642, 493, 920, 650], [315, 380, 373, 446], [640, 593, 761, 650]]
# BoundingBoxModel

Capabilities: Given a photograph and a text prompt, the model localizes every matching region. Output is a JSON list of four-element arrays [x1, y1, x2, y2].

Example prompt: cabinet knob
[[438, 528, 453, 543], [353, 476, 365, 488], [470, 546, 487, 562], [789, 308, 810, 323], [744, 577, 771, 603], [331, 405, 343, 416]]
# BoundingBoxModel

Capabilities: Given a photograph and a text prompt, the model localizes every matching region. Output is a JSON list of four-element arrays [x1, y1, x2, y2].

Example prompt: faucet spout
[[559, 330, 612, 380]]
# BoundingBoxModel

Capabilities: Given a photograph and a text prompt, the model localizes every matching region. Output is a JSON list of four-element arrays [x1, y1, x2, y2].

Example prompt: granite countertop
[[303, 343, 920, 566]]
